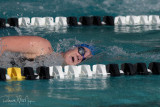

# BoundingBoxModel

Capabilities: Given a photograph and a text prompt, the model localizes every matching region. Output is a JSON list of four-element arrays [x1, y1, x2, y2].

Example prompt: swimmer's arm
[[0, 36, 53, 59]]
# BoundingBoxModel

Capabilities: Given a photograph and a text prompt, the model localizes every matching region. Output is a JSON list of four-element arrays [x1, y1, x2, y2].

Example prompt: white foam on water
[[0, 51, 64, 70], [53, 38, 82, 53], [107, 46, 128, 56]]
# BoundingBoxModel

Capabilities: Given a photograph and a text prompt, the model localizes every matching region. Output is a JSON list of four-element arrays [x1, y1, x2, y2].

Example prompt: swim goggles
[[78, 46, 86, 61]]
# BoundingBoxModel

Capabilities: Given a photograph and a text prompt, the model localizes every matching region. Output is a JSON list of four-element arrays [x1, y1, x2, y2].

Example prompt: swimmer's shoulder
[[1, 36, 48, 41], [0, 36, 53, 55], [1, 36, 51, 45]]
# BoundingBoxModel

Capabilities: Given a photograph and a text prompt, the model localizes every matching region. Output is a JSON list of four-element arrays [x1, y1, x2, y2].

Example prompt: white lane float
[[55, 17, 68, 26], [139, 15, 150, 25], [149, 15, 160, 25], [31, 17, 46, 26], [18, 17, 30, 26], [78, 65, 93, 77], [93, 64, 107, 76], [52, 66, 65, 79], [64, 65, 80, 78], [44, 17, 54, 26], [125, 16, 140, 25], [114, 16, 126, 25]]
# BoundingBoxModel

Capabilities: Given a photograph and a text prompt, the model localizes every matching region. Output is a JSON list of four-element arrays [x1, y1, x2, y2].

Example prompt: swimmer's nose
[[77, 54, 83, 62]]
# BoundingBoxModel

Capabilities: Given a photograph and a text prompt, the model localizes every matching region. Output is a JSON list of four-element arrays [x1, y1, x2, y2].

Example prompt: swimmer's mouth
[[72, 57, 74, 62]]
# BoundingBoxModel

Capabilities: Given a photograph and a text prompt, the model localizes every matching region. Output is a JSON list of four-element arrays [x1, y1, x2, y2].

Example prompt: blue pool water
[[0, 0, 160, 106]]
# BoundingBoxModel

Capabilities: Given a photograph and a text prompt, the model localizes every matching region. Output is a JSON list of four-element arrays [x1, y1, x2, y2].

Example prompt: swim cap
[[75, 44, 96, 55]]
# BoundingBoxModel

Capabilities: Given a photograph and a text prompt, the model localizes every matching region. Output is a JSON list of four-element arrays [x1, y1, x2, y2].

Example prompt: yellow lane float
[[7, 67, 25, 81]]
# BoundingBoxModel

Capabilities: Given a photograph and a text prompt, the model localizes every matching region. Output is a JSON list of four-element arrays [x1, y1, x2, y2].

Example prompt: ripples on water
[[1, 0, 160, 17], [1, 0, 160, 106]]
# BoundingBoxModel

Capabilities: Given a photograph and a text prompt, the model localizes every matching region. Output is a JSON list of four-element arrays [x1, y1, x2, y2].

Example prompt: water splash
[[0, 51, 64, 70], [53, 38, 83, 52]]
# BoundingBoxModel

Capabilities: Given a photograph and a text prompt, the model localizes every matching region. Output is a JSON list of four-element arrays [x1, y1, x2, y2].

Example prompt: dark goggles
[[78, 46, 86, 61]]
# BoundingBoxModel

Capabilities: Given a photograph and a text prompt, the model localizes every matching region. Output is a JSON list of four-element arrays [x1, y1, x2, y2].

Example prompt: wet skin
[[0, 36, 92, 65], [62, 47, 92, 65]]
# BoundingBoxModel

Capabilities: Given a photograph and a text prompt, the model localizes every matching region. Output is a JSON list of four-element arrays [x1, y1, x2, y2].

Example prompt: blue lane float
[[0, 62, 160, 81]]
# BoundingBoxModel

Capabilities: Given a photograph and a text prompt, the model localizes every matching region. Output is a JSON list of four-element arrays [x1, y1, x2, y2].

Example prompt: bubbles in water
[[3, 12, 6, 15], [39, 6, 44, 10]]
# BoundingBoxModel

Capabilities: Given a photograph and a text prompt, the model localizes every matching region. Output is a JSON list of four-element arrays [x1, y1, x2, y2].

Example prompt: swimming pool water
[[1, 76, 160, 106], [1, 0, 160, 106]]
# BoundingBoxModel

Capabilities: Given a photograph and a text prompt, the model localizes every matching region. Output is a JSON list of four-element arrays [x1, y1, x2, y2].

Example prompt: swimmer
[[0, 36, 94, 65]]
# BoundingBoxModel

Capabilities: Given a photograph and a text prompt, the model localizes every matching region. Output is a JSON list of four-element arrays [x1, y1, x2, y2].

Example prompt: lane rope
[[1, 15, 160, 28], [0, 62, 160, 81]]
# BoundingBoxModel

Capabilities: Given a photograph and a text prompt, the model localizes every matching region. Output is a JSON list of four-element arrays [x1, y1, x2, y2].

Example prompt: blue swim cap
[[75, 44, 96, 55]]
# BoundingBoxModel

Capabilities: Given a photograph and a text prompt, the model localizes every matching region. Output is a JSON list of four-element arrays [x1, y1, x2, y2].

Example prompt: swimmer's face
[[63, 47, 92, 65]]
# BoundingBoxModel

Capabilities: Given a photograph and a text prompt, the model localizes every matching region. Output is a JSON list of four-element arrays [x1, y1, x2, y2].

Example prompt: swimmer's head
[[62, 44, 95, 65]]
